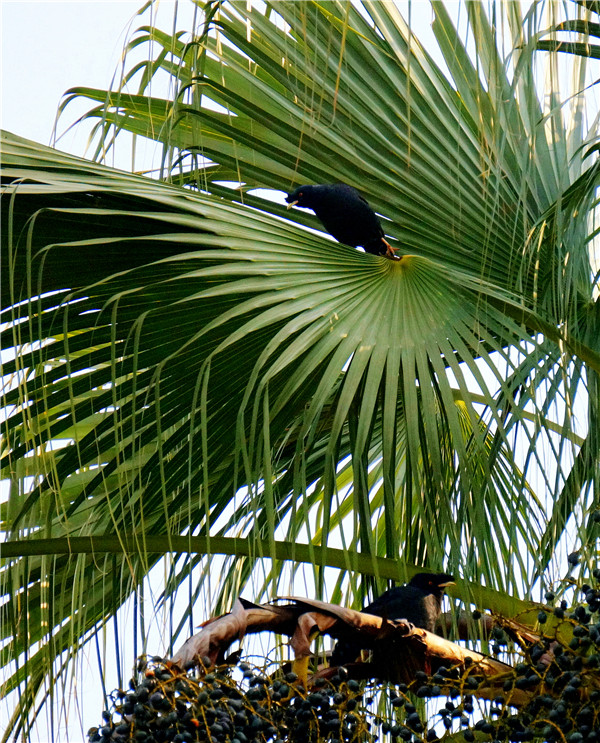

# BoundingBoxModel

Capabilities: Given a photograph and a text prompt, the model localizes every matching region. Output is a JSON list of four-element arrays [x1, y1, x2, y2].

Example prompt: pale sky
[[1, 2, 144, 149]]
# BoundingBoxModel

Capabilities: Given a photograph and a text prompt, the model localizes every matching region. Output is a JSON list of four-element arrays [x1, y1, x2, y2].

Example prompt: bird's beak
[[440, 580, 456, 588], [286, 200, 298, 210]]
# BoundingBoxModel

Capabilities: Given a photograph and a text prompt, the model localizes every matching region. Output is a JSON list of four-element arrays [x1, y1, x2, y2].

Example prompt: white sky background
[[1, 1, 597, 741], [1, 1, 143, 152]]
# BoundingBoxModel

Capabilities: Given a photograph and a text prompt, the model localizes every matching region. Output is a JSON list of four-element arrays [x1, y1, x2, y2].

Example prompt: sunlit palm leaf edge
[[0, 126, 596, 740], [530, 0, 600, 60]]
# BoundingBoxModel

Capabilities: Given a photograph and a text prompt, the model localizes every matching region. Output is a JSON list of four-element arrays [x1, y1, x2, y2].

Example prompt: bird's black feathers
[[360, 572, 454, 631], [285, 183, 398, 258], [330, 572, 454, 666]]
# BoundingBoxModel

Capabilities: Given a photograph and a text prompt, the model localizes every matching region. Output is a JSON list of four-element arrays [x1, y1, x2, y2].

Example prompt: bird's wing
[[363, 586, 425, 619]]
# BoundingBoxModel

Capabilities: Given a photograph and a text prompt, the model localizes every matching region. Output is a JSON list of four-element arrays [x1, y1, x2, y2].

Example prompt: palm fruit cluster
[[88, 571, 600, 743], [488, 574, 600, 743], [87, 661, 374, 743]]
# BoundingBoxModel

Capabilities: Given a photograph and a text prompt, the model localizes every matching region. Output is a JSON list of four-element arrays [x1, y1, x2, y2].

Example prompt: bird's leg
[[291, 626, 321, 687], [382, 238, 400, 260]]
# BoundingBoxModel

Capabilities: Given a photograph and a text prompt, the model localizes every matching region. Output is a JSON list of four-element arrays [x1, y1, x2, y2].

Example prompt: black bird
[[330, 572, 454, 666], [286, 183, 399, 259]]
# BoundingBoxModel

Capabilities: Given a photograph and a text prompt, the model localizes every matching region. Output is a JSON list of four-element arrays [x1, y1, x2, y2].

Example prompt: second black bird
[[330, 572, 454, 666], [286, 183, 399, 259]]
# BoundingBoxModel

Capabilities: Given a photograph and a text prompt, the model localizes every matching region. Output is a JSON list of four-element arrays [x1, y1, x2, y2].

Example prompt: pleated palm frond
[[2, 0, 599, 739]]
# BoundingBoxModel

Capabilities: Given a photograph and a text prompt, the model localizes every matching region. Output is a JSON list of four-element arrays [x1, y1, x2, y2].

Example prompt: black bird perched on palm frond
[[285, 183, 399, 259], [330, 572, 454, 667]]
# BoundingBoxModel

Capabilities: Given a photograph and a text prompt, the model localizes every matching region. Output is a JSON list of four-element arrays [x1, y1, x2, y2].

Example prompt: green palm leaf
[[2, 0, 599, 737]]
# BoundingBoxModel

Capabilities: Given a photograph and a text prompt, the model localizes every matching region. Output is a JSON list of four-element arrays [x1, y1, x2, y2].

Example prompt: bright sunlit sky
[[2, 0, 216, 176]]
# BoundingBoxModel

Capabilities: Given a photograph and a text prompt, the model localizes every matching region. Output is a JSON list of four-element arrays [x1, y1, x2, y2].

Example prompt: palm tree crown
[[1, 1, 599, 739]]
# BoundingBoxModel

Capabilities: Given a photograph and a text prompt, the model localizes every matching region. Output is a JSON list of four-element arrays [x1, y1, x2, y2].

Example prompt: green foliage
[[1, 0, 600, 740]]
